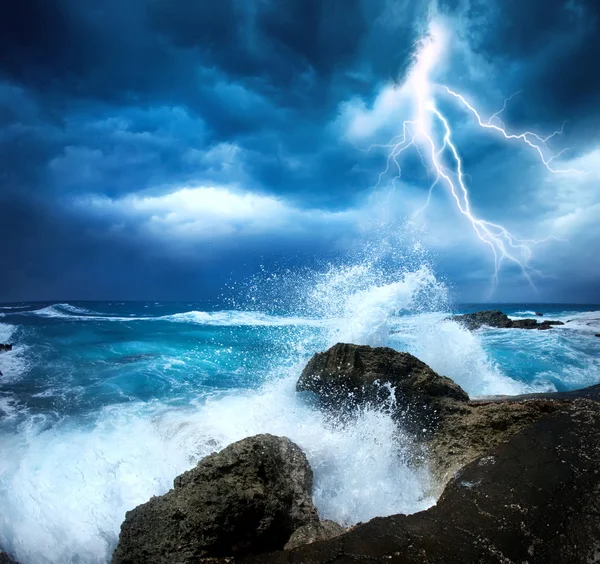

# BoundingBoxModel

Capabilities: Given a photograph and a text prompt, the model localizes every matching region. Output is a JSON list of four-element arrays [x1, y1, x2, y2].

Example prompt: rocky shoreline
[[451, 310, 565, 330], [3, 314, 599, 564], [107, 341, 600, 564]]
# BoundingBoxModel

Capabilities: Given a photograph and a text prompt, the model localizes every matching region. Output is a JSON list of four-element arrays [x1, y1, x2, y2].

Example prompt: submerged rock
[[297, 343, 469, 436], [452, 310, 564, 330], [0, 344, 12, 352], [284, 520, 345, 551], [112, 434, 318, 564]]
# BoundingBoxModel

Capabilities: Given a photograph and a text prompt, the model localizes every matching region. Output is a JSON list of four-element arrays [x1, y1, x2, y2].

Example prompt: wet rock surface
[[0, 552, 19, 564], [0, 344, 13, 352], [112, 434, 318, 564], [297, 343, 469, 436], [114, 345, 600, 564], [241, 399, 600, 564], [451, 310, 564, 330], [284, 520, 346, 551]]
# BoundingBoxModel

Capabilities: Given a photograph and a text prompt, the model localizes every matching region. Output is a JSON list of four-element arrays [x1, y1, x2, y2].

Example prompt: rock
[[0, 552, 19, 564], [112, 434, 318, 564], [452, 311, 564, 331], [511, 318, 539, 329], [284, 520, 345, 551], [428, 397, 561, 485], [241, 399, 600, 564], [297, 343, 469, 436], [595, 333, 600, 338], [451, 310, 513, 330], [0, 344, 12, 352], [535, 311, 543, 316]]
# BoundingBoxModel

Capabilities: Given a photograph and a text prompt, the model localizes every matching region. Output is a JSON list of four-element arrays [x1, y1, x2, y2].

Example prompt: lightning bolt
[[372, 21, 578, 290]]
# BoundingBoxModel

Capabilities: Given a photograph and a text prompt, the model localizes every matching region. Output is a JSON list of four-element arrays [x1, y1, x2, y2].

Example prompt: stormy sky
[[1, 0, 599, 303]]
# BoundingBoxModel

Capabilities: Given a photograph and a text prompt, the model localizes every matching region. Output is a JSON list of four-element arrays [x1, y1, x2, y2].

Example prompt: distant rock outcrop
[[297, 343, 469, 436], [111, 434, 318, 564], [451, 310, 564, 330]]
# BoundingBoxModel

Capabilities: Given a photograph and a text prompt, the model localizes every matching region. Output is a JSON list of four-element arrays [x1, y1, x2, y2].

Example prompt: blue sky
[[1, 0, 599, 303]]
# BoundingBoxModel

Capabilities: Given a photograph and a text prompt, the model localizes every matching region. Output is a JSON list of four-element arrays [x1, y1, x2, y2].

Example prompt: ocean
[[1, 266, 599, 563]]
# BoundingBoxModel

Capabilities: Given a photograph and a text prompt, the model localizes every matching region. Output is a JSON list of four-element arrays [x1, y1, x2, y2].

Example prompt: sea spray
[[0, 241, 560, 564], [0, 369, 433, 564]]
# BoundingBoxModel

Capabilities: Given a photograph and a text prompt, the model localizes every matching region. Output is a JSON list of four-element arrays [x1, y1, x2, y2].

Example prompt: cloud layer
[[1, 0, 599, 302]]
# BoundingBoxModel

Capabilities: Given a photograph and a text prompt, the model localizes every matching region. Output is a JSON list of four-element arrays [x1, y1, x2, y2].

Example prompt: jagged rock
[[539, 320, 565, 327], [452, 310, 564, 330], [510, 318, 539, 329], [240, 398, 600, 564], [451, 310, 513, 330], [112, 434, 318, 564], [0, 344, 12, 352], [0, 552, 19, 564], [297, 343, 469, 436], [284, 520, 346, 551], [429, 397, 561, 485]]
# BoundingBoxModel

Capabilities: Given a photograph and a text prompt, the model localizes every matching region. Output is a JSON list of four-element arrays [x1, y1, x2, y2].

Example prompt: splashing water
[[0, 239, 553, 563]]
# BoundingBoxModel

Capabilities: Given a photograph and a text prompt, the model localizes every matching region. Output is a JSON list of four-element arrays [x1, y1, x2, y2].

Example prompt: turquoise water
[[1, 291, 599, 563]]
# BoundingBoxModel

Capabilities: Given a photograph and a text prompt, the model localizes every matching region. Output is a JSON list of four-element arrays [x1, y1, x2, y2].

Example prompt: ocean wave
[[558, 310, 600, 332], [24, 305, 327, 327], [29, 304, 99, 318], [0, 322, 17, 343], [160, 310, 326, 327], [0, 372, 433, 564]]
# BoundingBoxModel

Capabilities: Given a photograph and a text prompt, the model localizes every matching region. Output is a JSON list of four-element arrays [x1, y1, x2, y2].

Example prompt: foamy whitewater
[[1, 265, 600, 563]]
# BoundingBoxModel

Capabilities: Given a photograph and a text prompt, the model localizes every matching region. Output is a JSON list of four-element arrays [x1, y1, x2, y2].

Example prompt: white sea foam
[[558, 310, 600, 333], [0, 370, 433, 564], [0, 323, 16, 343]]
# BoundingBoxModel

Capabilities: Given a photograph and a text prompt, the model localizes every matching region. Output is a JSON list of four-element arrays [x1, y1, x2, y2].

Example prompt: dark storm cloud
[[0, 0, 599, 301], [441, 0, 600, 133]]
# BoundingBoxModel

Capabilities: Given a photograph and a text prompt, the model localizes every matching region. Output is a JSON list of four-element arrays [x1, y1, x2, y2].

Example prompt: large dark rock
[[297, 343, 469, 436], [452, 310, 564, 330], [0, 344, 12, 352], [429, 397, 561, 484], [241, 399, 600, 564], [0, 552, 19, 564], [112, 434, 318, 564]]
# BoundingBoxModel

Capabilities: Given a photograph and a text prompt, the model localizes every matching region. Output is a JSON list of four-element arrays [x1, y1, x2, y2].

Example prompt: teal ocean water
[[1, 271, 599, 563]]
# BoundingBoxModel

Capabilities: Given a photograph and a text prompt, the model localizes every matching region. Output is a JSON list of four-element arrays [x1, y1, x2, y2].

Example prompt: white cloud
[[80, 185, 357, 241]]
